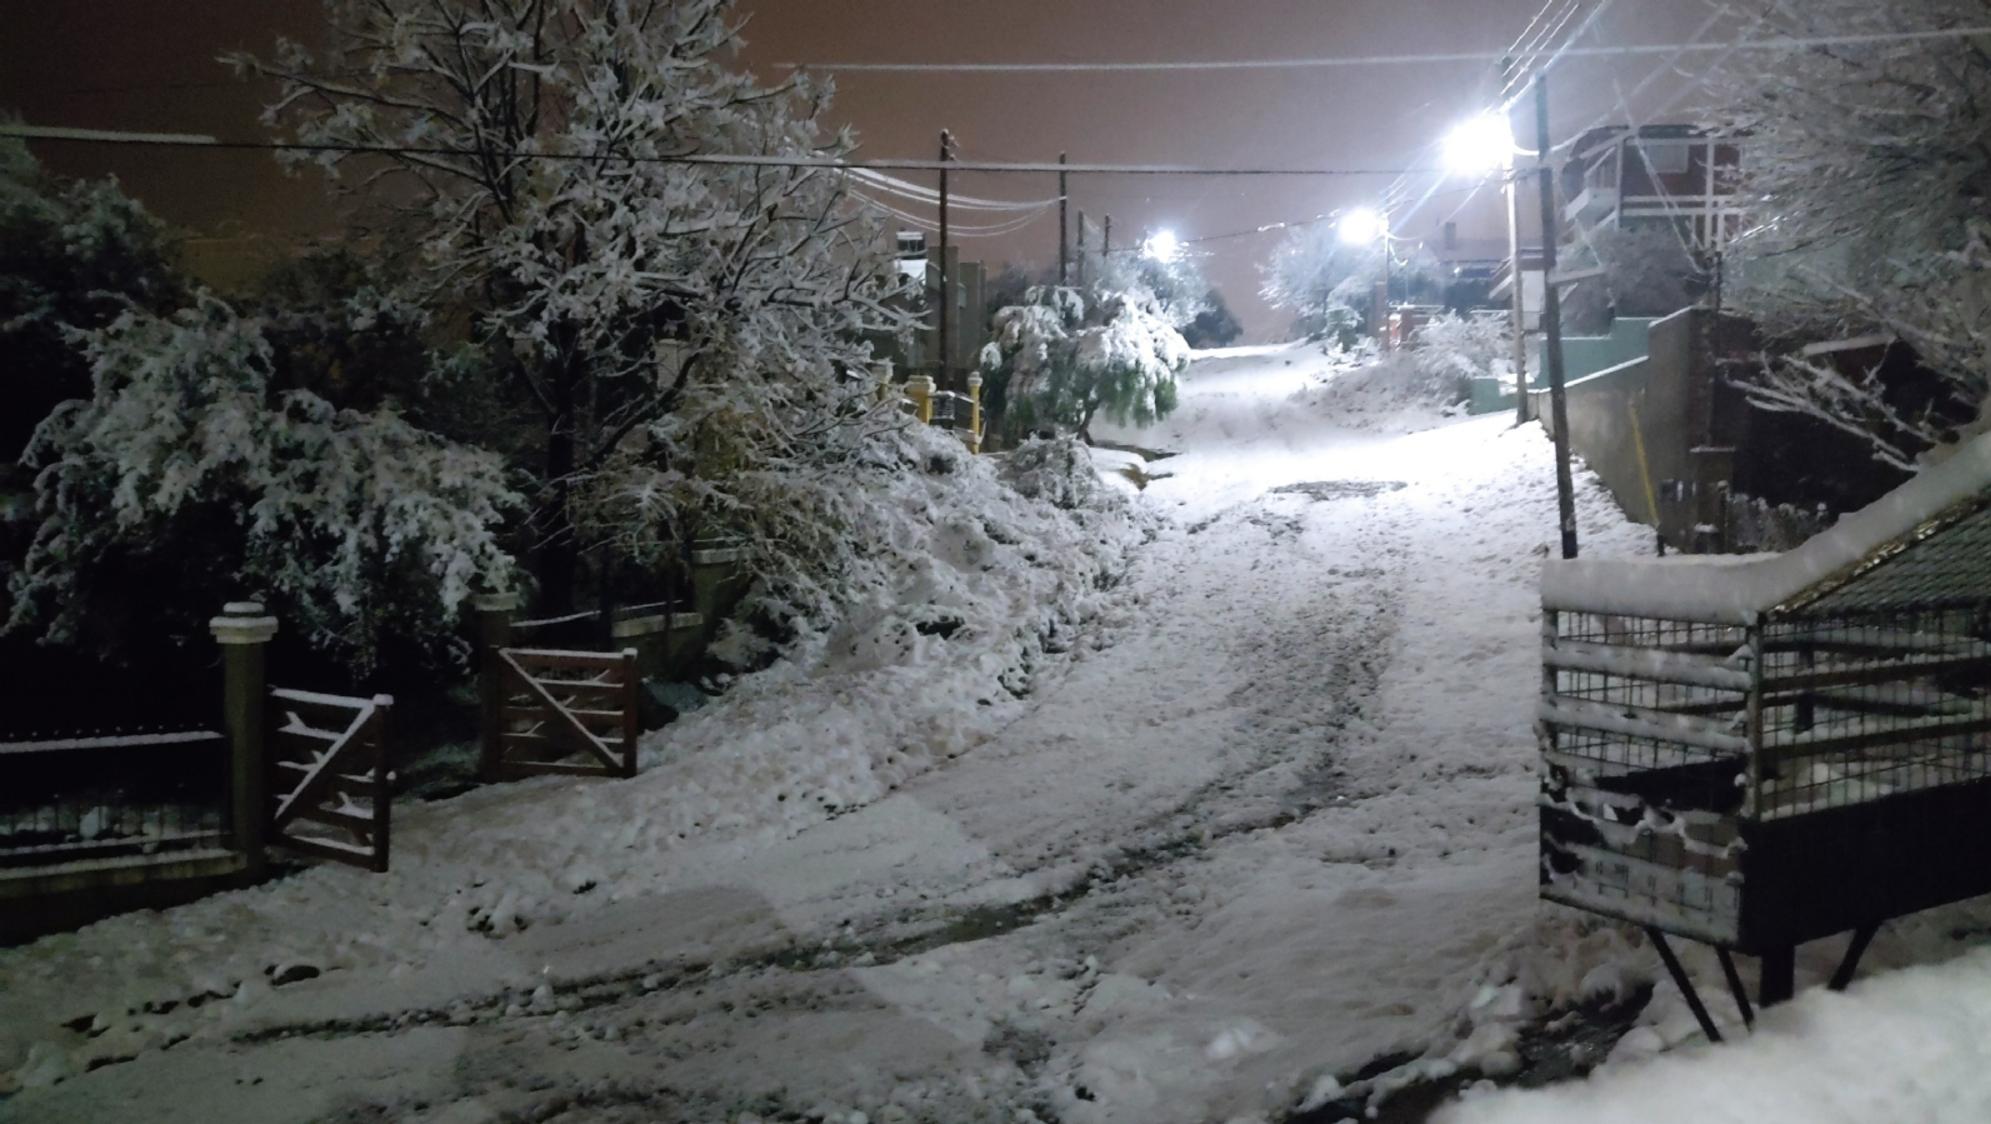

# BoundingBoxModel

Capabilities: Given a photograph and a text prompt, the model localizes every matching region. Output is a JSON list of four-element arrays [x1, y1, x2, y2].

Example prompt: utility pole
[[1502, 57, 1529, 426], [1534, 74, 1579, 559], [1058, 152, 1069, 287], [1103, 214, 1112, 260], [937, 129, 953, 383], [1076, 209, 1087, 288]]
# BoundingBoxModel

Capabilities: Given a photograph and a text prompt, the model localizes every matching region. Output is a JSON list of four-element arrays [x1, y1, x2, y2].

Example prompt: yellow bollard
[[965, 372, 984, 453], [907, 374, 935, 424]]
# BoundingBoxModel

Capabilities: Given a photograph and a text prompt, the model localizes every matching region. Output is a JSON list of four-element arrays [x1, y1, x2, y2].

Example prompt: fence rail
[[0, 728, 229, 868]]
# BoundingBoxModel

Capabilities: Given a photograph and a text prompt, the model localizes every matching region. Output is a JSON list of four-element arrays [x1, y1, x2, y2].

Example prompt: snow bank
[[1542, 429, 1991, 622], [1440, 946, 1991, 1124]]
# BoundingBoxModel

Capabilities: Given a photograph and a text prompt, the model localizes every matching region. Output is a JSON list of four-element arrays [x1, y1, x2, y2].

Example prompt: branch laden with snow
[[229, 0, 914, 607], [1258, 223, 1441, 345], [1709, 0, 1991, 462], [8, 298, 518, 671], [980, 285, 1187, 443]]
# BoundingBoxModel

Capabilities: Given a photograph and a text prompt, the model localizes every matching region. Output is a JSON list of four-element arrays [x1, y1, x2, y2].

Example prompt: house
[[1557, 124, 1743, 252]]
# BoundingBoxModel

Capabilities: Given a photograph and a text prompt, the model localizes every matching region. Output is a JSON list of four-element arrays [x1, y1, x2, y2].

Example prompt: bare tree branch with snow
[[1710, 0, 1991, 463], [229, 0, 913, 608]]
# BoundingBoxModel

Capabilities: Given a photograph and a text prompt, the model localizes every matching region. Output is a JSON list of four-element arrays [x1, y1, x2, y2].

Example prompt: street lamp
[[1335, 206, 1386, 247], [1143, 228, 1181, 263], [1444, 110, 1529, 421], [1442, 113, 1516, 176], [1337, 206, 1392, 342]]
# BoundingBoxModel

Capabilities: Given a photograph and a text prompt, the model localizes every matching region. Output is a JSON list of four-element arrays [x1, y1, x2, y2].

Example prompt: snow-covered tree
[[1259, 222, 1440, 343], [1181, 289, 1244, 348], [1709, 0, 1991, 465], [1408, 311, 1512, 395], [1561, 224, 1705, 335], [8, 298, 518, 671], [0, 136, 186, 464], [980, 285, 1186, 442], [231, 0, 911, 608]]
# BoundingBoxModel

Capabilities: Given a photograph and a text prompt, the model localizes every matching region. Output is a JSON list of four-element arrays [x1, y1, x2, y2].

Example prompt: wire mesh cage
[[1539, 491, 1991, 957]]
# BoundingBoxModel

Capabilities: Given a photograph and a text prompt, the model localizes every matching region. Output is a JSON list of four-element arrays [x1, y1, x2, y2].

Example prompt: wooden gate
[[268, 688, 392, 872], [488, 648, 640, 780]]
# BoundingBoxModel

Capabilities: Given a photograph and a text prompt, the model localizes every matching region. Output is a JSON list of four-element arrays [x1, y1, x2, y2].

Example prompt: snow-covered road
[[3, 344, 1659, 1123]]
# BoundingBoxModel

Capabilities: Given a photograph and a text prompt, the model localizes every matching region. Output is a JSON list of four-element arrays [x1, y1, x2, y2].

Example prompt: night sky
[[2, 0, 1717, 337]]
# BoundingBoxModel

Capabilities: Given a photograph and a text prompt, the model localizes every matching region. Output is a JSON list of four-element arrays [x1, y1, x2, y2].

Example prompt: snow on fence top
[[1542, 430, 1991, 622]]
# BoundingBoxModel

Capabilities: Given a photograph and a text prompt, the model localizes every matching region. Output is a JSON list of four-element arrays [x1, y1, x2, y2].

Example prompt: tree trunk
[[536, 356, 580, 614]]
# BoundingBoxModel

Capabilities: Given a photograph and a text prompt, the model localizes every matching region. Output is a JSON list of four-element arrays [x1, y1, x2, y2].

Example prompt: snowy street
[[2, 346, 1676, 1122]]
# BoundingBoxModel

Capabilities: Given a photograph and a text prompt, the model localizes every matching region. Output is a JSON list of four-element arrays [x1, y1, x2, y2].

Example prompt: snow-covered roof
[[1541, 431, 1991, 623]]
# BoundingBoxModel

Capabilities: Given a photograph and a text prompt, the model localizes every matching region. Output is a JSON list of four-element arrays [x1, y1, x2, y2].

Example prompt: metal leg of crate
[[1715, 947, 1755, 1030], [1647, 928, 1723, 1044], [1828, 922, 1881, 992], [1759, 944, 1796, 1007]]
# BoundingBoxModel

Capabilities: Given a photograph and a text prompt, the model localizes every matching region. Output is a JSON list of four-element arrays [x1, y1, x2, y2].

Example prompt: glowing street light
[[1143, 228, 1181, 263], [1442, 112, 1517, 175], [1336, 206, 1386, 246]]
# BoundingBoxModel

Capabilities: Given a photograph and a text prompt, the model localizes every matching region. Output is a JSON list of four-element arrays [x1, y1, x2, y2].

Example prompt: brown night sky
[[0, 0, 1717, 338]]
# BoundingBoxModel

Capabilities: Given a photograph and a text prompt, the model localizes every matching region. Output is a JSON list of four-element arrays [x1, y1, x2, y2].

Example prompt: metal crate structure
[[1538, 439, 1991, 1039]]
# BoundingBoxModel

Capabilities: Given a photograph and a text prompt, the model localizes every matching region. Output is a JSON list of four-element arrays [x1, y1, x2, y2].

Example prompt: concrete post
[[210, 601, 277, 878], [906, 374, 936, 424], [965, 372, 984, 453], [474, 590, 519, 782]]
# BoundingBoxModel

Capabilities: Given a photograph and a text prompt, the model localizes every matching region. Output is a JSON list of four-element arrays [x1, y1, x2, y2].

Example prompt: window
[[1636, 140, 1690, 175]]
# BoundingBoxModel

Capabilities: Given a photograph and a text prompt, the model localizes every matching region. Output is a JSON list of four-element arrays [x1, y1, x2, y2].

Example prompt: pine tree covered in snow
[[230, 0, 912, 608], [980, 285, 1186, 443], [1710, 0, 1991, 465], [8, 297, 518, 671]]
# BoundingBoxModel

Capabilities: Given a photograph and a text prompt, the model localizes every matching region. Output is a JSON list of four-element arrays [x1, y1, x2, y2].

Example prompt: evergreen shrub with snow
[[980, 285, 1187, 442], [0, 136, 186, 463], [1408, 311, 1513, 397], [8, 298, 518, 671]]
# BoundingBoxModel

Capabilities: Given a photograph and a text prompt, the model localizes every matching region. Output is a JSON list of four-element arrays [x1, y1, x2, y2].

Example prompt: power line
[[1, 125, 1427, 177], [779, 26, 1991, 74]]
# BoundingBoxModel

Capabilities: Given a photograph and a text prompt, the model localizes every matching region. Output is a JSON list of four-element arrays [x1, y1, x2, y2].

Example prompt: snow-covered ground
[[1441, 946, 1991, 1124], [7, 342, 1979, 1122]]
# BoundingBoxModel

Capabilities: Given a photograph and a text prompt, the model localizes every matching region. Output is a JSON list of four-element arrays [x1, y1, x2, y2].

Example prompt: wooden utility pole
[[1058, 152, 1069, 286], [937, 129, 953, 381], [1076, 209, 1087, 288], [1534, 74, 1579, 559]]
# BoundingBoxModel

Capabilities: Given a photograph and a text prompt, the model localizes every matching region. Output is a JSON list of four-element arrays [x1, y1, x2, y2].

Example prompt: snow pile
[[639, 426, 1151, 839], [1543, 426, 1991, 621], [1287, 347, 1472, 435], [1440, 945, 1991, 1124]]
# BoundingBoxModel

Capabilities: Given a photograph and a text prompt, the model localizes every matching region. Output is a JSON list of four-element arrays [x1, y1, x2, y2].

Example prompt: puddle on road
[[1270, 480, 1409, 502]]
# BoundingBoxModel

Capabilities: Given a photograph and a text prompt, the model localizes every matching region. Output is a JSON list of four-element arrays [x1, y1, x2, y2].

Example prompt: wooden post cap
[[209, 602, 278, 645]]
